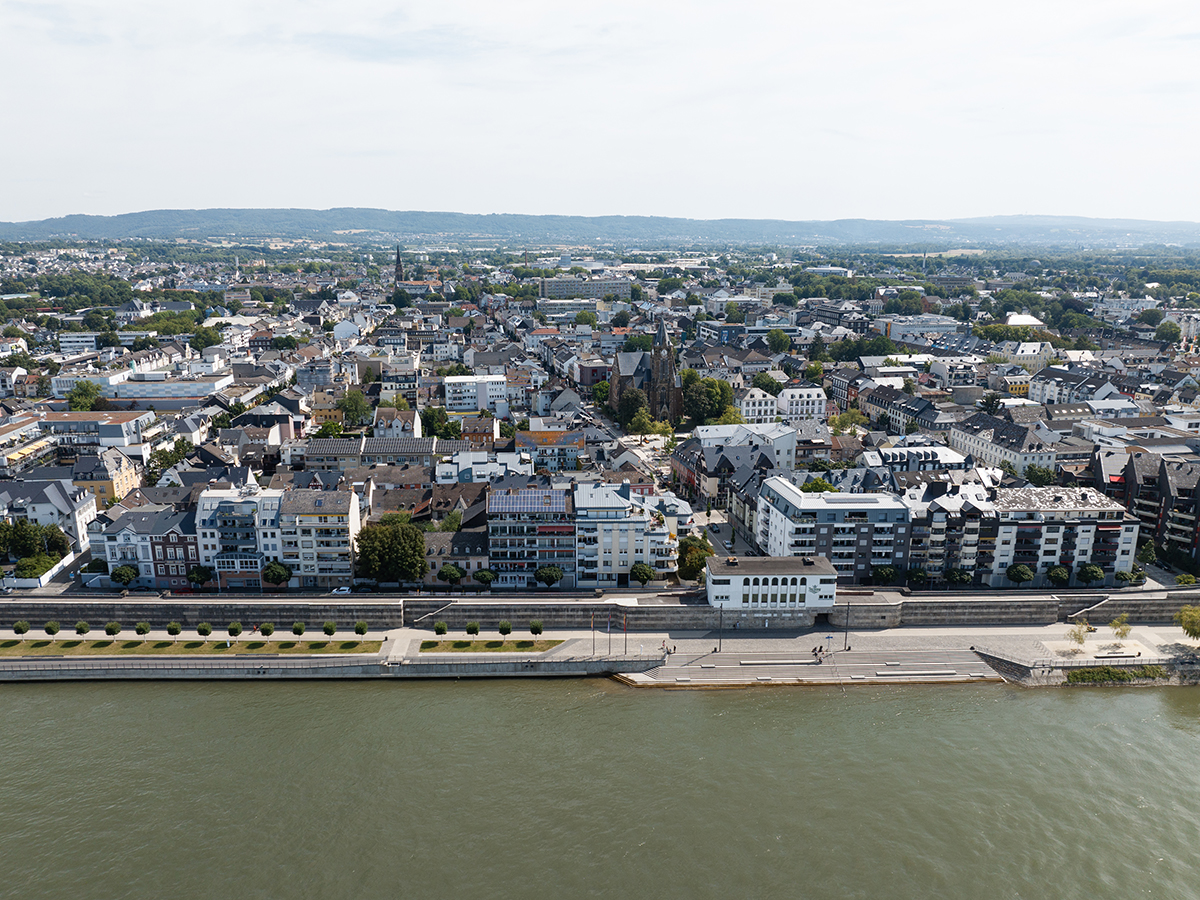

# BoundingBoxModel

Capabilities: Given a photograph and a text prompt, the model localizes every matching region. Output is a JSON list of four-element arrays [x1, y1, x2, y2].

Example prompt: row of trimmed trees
[[10, 619, 369, 640], [867, 563, 1135, 588], [433, 620, 543, 637]]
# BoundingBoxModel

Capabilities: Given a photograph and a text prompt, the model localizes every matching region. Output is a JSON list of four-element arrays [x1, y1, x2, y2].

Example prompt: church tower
[[394, 245, 404, 284], [651, 318, 682, 423]]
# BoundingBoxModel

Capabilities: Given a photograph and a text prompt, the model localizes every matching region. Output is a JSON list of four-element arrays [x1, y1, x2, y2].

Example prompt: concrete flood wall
[[402, 600, 818, 632], [0, 653, 663, 683], [0, 600, 405, 631]]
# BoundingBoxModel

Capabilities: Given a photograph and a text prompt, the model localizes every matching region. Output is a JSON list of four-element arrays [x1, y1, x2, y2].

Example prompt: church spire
[[394, 245, 404, 283], [655, 316, 670, 348]]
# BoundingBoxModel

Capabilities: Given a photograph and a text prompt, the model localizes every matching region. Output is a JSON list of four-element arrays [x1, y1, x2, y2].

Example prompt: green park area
[[0, 639, 383, 657], [420, 639, 562, 653]]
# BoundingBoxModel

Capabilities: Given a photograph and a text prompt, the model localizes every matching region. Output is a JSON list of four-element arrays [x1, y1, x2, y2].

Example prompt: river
[[2, 679, 1197, 899]]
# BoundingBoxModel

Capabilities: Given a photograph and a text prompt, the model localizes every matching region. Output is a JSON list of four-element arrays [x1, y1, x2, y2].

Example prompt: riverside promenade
[[2, 620, 1200, 686]]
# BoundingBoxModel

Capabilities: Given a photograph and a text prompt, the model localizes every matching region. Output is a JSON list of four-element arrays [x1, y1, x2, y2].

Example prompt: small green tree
[[323, 621, 337, 638], [228, 621, 243, 641], [1022, 464, 1057, 487], [1047, 566, 1071, 588], [261, 562, 292, 588], [166, 621, 182, 642], [260, 622, 275, 638], [1006, 564, 1035, 587], [498, 620, 512, 637], [188, 565, 213, 588], [1066, 618, 1090, 652], [110, 565, 139, 587], [104, 621, 122, 637], [437, 564, 465, 586], [135, 622, 151, 640], [75, 621, 90, 636], [1136, 542, 1157, 566], [197, 622, 213, 639], [44, 620, 60, 641], [13, 620, 29, 639], [434, 621, 448, 636], [946, 568, 973, 586], [466, 621, 480, 636], [354, 620, 368, 636], [629, 562, 654, 587], [1109, 613, 1132, 645], [907, 568, 928, 586], [292, 621, 306, 636], [871, 565, 898, 585], [1177, 573, 1197, 586], [1174, 605, 1200, 639], [1076, 564, 1105, 586], [534, 565, 564, 589], [530, 620, 544, 636]]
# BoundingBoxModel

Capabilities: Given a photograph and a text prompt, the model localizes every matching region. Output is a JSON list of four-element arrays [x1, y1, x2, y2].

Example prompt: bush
[[75, 621, 90, 636], [466, 621, 480, 636], [1178, 574, 1197, 586], [1067, 665, 1169, 684], [434, 621, 448, 636], [135, 622, 151, 637], [13, 620, 30, 637], [15, 555, 58, 579], [354, 620, 368, 636], [44, 621, 60, 639], [530, 619, 544, 636], [292, 621, 306, 637], [323, 621, 336, 637], [197, 622, 213, 638], [228, 621, 243, 638], [260, 622, 275, 637], [498, 620, 512, 637], [85, 559, 109, 574]]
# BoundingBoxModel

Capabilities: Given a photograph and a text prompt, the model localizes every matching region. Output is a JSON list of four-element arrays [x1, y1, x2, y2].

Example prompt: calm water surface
[[2, 679, 1198, 900]]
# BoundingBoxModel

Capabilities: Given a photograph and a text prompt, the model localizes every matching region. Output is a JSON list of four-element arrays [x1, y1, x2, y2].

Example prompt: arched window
[[799, 577, 806, 586], [743, 578, 750, 586], [791, 577, 799, 586], [753, 577, 760, 586]]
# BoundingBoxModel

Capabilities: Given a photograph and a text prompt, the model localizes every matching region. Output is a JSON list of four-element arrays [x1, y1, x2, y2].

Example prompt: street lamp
[[843, 598, 851, 651]]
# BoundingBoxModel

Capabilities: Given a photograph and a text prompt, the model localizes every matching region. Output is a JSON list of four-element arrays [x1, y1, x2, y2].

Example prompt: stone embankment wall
[[0, 600, 405, 630]]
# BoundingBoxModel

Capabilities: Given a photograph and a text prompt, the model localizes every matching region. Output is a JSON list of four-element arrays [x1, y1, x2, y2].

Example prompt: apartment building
[[196, 485, 284, 591], [486, 484, 576, 589], [278, 489, 360, 590], [444, 374, 508, 413], [755, 477, 911, 583], [949, 413, 1057, 475], [574, 483, 679, 588], [777, 383, 827, 424], [981, 486, 1138, 588]]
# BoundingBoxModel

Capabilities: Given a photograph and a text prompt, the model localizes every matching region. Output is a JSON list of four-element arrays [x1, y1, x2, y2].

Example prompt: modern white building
[[444, 374, 508, 413], [574, 482, 679, 587], [755, 477, 911, 583], [705, 555, 837, 610], [777, 383, 827, 424]]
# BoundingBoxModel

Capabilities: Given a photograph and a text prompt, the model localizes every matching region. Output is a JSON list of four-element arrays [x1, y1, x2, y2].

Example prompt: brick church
[[608, 319, 683, 424]]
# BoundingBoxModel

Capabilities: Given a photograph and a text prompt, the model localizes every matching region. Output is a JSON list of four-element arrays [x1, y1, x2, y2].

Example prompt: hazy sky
[[5, 0, 1200, 223]]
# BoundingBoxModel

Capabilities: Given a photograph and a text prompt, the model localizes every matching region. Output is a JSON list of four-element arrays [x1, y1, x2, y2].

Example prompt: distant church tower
[[394, 245, 404, 284]]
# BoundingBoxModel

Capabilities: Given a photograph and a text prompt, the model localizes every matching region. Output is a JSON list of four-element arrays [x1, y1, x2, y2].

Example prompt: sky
[[5, 0, 1200, 224]]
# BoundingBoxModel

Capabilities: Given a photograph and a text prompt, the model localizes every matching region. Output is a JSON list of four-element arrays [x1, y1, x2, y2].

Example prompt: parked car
[[331, 586, 352, 595]]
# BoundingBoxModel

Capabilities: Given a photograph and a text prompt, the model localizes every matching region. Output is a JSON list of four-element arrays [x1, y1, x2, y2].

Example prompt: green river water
[[2, 679, 1198, 900]]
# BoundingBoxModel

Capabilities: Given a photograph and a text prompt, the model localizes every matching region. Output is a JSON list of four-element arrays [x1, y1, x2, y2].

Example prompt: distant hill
[[3, 208, 1200, 248]]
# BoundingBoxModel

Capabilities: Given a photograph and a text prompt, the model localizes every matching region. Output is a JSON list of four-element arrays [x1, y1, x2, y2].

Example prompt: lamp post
[[718, 605, 723, 653], [843, 598, 851, 651]]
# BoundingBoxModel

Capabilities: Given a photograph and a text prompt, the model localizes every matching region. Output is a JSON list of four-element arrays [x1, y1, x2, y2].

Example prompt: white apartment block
[[737, 387, 779, 425], [574, 483, 679, 587], [444, 374, 508, 413], [777, 384, 827, 424], [755, 477, 911, 583]]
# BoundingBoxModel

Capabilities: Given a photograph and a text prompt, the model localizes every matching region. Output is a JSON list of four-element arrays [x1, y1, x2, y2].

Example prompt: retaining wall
[[0, 600, 405, 631]]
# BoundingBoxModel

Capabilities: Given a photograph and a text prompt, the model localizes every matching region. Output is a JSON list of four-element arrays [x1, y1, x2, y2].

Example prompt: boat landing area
[[617, 648, 1002, 688]]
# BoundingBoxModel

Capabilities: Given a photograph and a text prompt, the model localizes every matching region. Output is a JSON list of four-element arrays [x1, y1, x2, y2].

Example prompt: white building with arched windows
[[705, 555, 837, 610]]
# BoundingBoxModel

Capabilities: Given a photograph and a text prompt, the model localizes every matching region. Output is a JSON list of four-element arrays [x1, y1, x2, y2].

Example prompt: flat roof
[[706, 555, 837, 577]]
